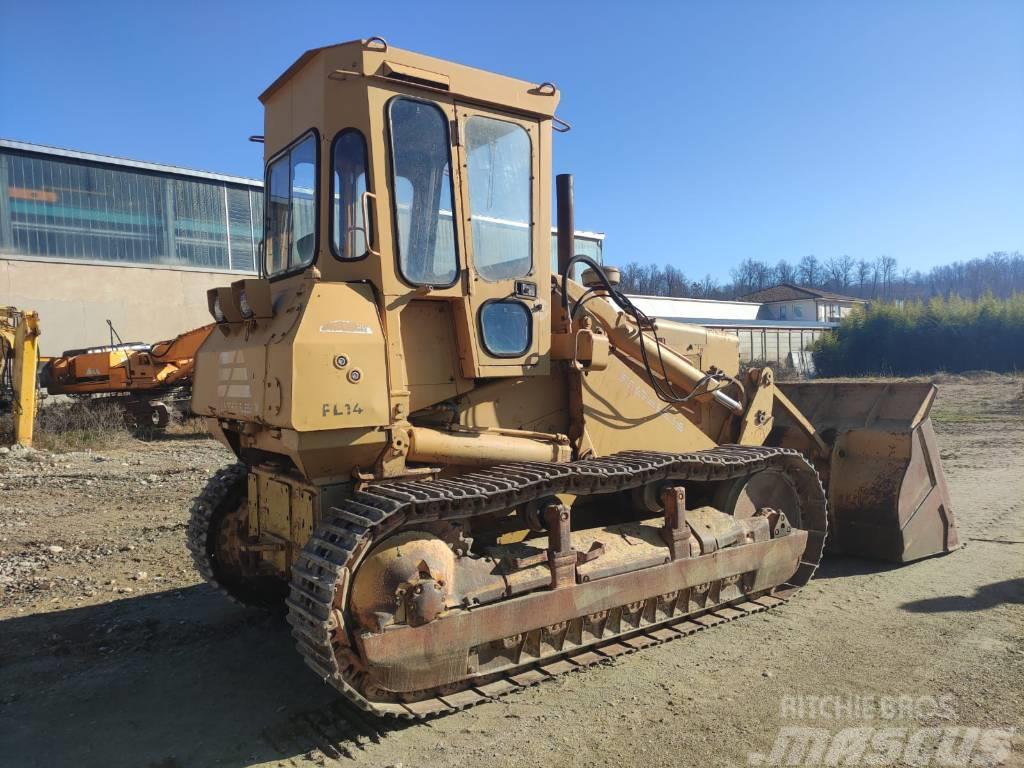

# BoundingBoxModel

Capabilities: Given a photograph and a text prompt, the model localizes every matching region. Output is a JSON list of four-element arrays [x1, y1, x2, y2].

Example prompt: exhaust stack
[[556, 173, 574, 277]]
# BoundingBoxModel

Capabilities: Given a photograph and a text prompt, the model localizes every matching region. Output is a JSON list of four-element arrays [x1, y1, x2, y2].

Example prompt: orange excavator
[[43, 322, 213, 429]]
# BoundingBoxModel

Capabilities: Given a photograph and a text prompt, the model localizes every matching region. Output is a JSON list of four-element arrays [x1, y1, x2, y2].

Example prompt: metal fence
[[708, 325, 830, 366], [0, 143, 263, 273]]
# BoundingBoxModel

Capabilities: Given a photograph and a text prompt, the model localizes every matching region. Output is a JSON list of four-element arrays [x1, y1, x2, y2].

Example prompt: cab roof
[[260, 39, 561, 118]]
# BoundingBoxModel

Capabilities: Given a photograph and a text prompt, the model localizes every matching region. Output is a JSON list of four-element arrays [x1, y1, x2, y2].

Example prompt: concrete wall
[[0, 257, 240, 356]]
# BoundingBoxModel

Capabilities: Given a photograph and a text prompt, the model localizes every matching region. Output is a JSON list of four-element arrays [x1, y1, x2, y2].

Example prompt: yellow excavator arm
[[0, 307, 41, 447]]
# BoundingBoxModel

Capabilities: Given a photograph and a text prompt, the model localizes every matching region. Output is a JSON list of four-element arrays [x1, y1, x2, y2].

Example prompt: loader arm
[[771, 385, 831, 457], [559, 277, 745, 417], [559, 274, 957, 563]]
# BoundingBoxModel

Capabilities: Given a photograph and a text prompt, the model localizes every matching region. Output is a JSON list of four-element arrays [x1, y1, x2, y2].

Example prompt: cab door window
[[464, 116, 532, 281], [387, 98, 458, 286]]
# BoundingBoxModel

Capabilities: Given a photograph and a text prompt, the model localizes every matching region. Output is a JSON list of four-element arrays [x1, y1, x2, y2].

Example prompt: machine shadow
[[810, 555, 904, 580], [900, 577, 1024, 614], [0, 585, 416, 768]]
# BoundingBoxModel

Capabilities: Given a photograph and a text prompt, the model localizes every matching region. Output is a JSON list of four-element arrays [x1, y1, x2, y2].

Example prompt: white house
[[741, 283, 867, 323]]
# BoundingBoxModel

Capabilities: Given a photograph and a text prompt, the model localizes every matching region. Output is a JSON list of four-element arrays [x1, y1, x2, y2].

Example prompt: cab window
[[265, 132, 317, 276], [331, 129, 371, 260], [465, 116, 532, 281], [479, 300, 532, 357], [387, 98, 458, 286]]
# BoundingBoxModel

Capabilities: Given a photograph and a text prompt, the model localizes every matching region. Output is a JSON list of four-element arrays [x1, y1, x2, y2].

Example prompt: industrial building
[[629, 294, 835, 366], [0, 139, 264, 356], [0, 139, 604, 356]]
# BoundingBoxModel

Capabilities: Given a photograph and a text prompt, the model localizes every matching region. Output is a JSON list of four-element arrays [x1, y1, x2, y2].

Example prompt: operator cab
[[251, 38, 559, 379], [197, 38, 565, 453]]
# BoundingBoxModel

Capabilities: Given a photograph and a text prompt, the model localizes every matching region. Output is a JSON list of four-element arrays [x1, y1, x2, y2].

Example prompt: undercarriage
[[69, 386, 192, 430], [190, 446, 827, 718]]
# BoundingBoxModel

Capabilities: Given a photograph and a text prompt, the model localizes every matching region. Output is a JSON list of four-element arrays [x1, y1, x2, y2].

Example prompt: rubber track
[[286, 446, 828, 719]]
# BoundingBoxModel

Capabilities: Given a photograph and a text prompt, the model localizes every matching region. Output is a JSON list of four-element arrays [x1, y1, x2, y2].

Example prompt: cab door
[[452, 104, 550, 378]]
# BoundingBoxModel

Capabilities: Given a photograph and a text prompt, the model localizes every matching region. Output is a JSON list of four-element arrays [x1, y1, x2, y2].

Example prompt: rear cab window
[[331, 129, 372, 260], [265, 132, 318, 277]]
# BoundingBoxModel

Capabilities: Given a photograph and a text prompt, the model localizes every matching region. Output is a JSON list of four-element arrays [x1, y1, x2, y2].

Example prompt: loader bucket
[[774, 382, 959, 563]]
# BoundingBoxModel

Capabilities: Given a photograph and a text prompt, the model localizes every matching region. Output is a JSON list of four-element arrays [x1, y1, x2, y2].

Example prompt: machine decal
[[321, 402, 364, 417], [216, 349, 252, 399], [616, 367, 686, 433], [320, 320, 373, 335]]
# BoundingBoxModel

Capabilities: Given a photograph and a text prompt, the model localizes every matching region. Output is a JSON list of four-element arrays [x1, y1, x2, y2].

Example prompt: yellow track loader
[[187, 39, 959, 718]]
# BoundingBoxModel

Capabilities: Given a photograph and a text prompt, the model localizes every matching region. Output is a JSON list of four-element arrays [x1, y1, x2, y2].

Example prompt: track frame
[[285, 446, 827, 718]]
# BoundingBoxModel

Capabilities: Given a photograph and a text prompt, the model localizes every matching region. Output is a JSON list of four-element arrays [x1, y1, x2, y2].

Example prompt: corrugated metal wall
[[709, 326, 828, 365], [0, 147, 263, 272]]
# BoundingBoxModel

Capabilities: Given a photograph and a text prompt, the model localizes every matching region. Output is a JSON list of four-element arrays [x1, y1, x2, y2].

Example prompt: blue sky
[[2, 0, 1021, 280]]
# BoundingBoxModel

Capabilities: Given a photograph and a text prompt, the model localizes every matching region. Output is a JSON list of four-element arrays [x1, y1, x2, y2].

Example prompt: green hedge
[[812, 294, 1024, 376]]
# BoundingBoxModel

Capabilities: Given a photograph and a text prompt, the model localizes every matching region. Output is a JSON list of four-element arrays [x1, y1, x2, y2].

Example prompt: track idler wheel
[[187, 464, 286, 608], [349, 532, 456, 632], [148, 402, 171, 429], [713, 468, 803, 527], [123, 401, 170, 432]]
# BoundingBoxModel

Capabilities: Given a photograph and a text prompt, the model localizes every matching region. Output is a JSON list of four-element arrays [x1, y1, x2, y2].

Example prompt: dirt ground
[[1, 379, 1022, 768]]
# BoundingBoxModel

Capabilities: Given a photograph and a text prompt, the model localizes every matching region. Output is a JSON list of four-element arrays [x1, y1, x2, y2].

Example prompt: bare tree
[[622, 250, 1024, 303], [730, 259, 755, 296], [618, 262, 645, 294], [686, 274, 717, 298], [900, 267, 913, 297], [752, 260, 773, 291], [797, 255, 822, 287], [774, 259, 796, 284], [878, 256, 898, 299], [824, 254, 855, 292], [855, 259, 872, 297], [663, 264, 689, 297], [629, 264, 660, 295]]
